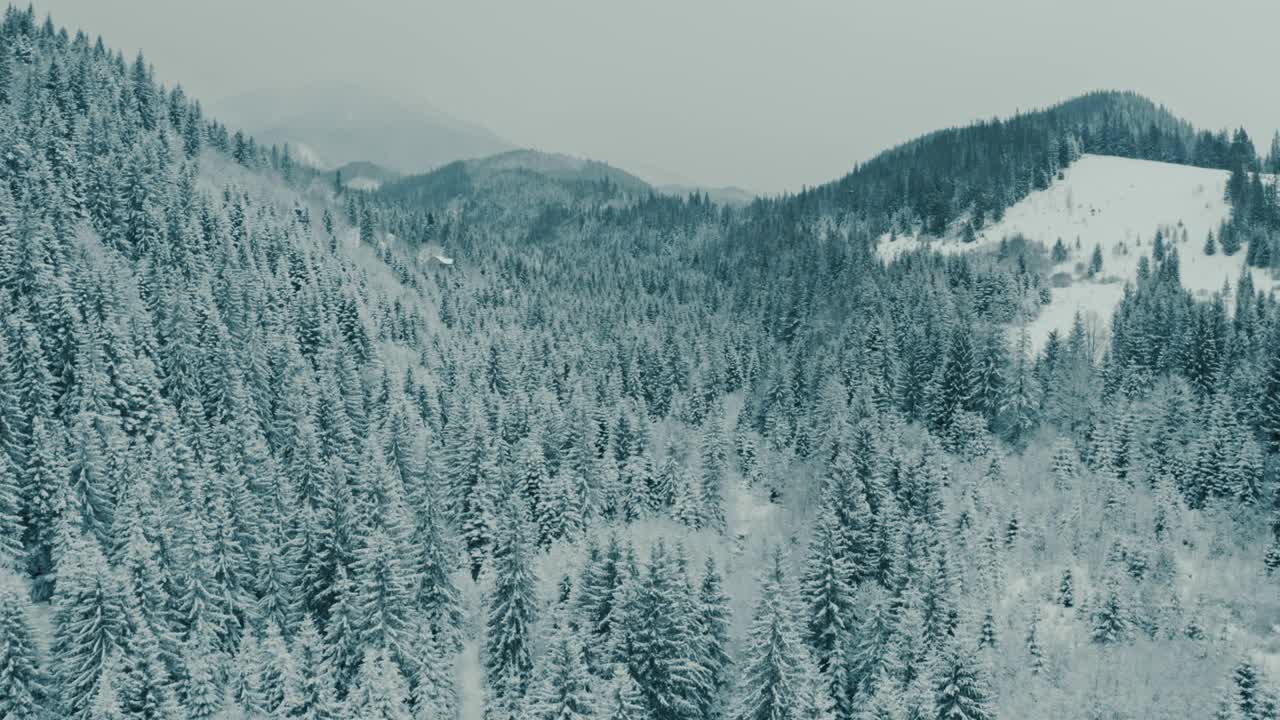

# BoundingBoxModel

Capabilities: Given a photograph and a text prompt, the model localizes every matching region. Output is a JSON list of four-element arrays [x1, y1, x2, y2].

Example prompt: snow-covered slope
[[878, 154, 1277, 349]]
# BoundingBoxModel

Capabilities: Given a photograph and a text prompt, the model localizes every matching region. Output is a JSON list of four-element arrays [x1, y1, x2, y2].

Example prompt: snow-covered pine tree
[[800, 500, 854, 713], [0, 450, 23, 570], [353, 525, 416, 670], [179, 619, 224, 720], [325, 565, 365, 698], [347, 649, 414, 720], [733, 547, 811, 720], [697, 556, 733, 699], [977, 608, 998, 650], [699, 405, 728, 532], [415, 492, 465, 652], [484, 498, 539, 709], [409, 621, 457, 720], [230, 632, 267, 717], [603, 665, 649, 720], [1090, 581, 1131, 645], [1049, 438, 1077, 491], [258, 619, 301, 717], [50, 536, 130, 720], [1231, 658, 1265, 720], [1057, 569, 1074, 608], [673, 463, 703, 530], [624, 541, 697, 720], [89, 655, 127, 720], [0, 573, 49, 717], [115, 603, 183, 720], [529, 619, 595, 720], [22, 413, 68, 596], [932, 632, 994, 720]]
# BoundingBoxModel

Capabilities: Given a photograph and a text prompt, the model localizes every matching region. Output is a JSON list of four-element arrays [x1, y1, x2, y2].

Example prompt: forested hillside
[[783, 91, 1263, 240], [2, 7, 1280, 720]]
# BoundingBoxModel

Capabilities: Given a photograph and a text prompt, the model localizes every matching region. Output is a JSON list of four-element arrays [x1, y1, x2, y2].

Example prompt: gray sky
[[32, 0, 1280, 193]]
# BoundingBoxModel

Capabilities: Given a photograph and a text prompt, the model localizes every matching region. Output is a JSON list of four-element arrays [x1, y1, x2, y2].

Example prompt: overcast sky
[[31, 0, 1280, 193]]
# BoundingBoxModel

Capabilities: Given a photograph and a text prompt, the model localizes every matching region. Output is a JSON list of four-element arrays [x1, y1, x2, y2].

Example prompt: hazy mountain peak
[[209, 84, 514, 174]]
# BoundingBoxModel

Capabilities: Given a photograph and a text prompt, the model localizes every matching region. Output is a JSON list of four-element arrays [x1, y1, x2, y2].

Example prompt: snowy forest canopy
[[2, 6, 1280, 720]]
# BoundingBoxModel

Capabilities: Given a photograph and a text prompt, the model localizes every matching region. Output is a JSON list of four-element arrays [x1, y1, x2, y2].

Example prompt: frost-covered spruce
[[484, 498, 539, 707], [733, 547, 812, 720], [697, 556, 733, 696], [932, 632, 995, 720], [348, 649, 413, 720], [528, 619, 595, 720], [801, 500, 855, 686], [50, 537, 129, 720], [0, 574, 48, 718], [410, 622, 457, 720]]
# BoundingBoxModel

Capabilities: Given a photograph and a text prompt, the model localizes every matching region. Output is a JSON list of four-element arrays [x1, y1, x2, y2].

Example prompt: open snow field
[[878, 155, 1278, 349]]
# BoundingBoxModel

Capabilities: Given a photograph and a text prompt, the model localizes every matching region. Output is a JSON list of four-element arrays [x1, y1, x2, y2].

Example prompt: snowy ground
[[458, 640, 484, 720], [878, 155, 1278, 350]]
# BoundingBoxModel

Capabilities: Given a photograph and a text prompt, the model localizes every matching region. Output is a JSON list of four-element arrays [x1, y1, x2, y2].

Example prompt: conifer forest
[[3, 6, 1280, 720]]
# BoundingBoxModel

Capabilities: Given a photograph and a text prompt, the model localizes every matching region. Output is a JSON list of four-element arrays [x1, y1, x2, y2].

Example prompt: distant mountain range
[[213, 86, 756, 205], [210, 84, 515, 174], [376, 149, 759, 210]]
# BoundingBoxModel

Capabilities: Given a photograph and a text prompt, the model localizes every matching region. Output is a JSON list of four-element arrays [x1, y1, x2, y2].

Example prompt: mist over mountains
[[210, 83, 515, 173]]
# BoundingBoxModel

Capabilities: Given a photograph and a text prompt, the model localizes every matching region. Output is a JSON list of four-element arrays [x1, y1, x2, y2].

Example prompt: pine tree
[[230, 632, 266, 717], [1232, 659, 1264, 720], [51, 537, 130, 720], [1261, 324, 1280, 450], [1000, 329, 1039, 445], [464, 442, 499, 582], [0, 450, 24, 570], [624, 541, 697, 720], [409, 622, 457, 720], [577, 534, 632, 677], [0, 574, 49, 718], [325, 565, 365, 699], [603, 665, 649, 720], [530, 622, 595, 720], [673, 464, 703, 530], [1087, 244, 1104, 277], [859, 685, 907, 720], [255, 509, 303, 638], [977, 608, 998, 651], [66, 410, 113, 549], [1057, 569, 1074, 608], [699, 407, 728, 533], [353, 526, 415, 667], [800, 502, 854, 697], [848, 591, 899, 705], [667, 545, 714, 720], [115, 603, 183, 720], [733, 547, 811, 720], [179, 619, 223, 720], [1090, 582, 1130, 645], [415, 494, 464, 651], [348, 649, 413, 720], [23, 414, 68, 593], [485, 499, 539, 708], [1049, 439, 1077, 491], [697, 556, 733, 697], [932, 635, 994, 720], [89, 657, 126, 720], [258, 620, 300, 717]]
